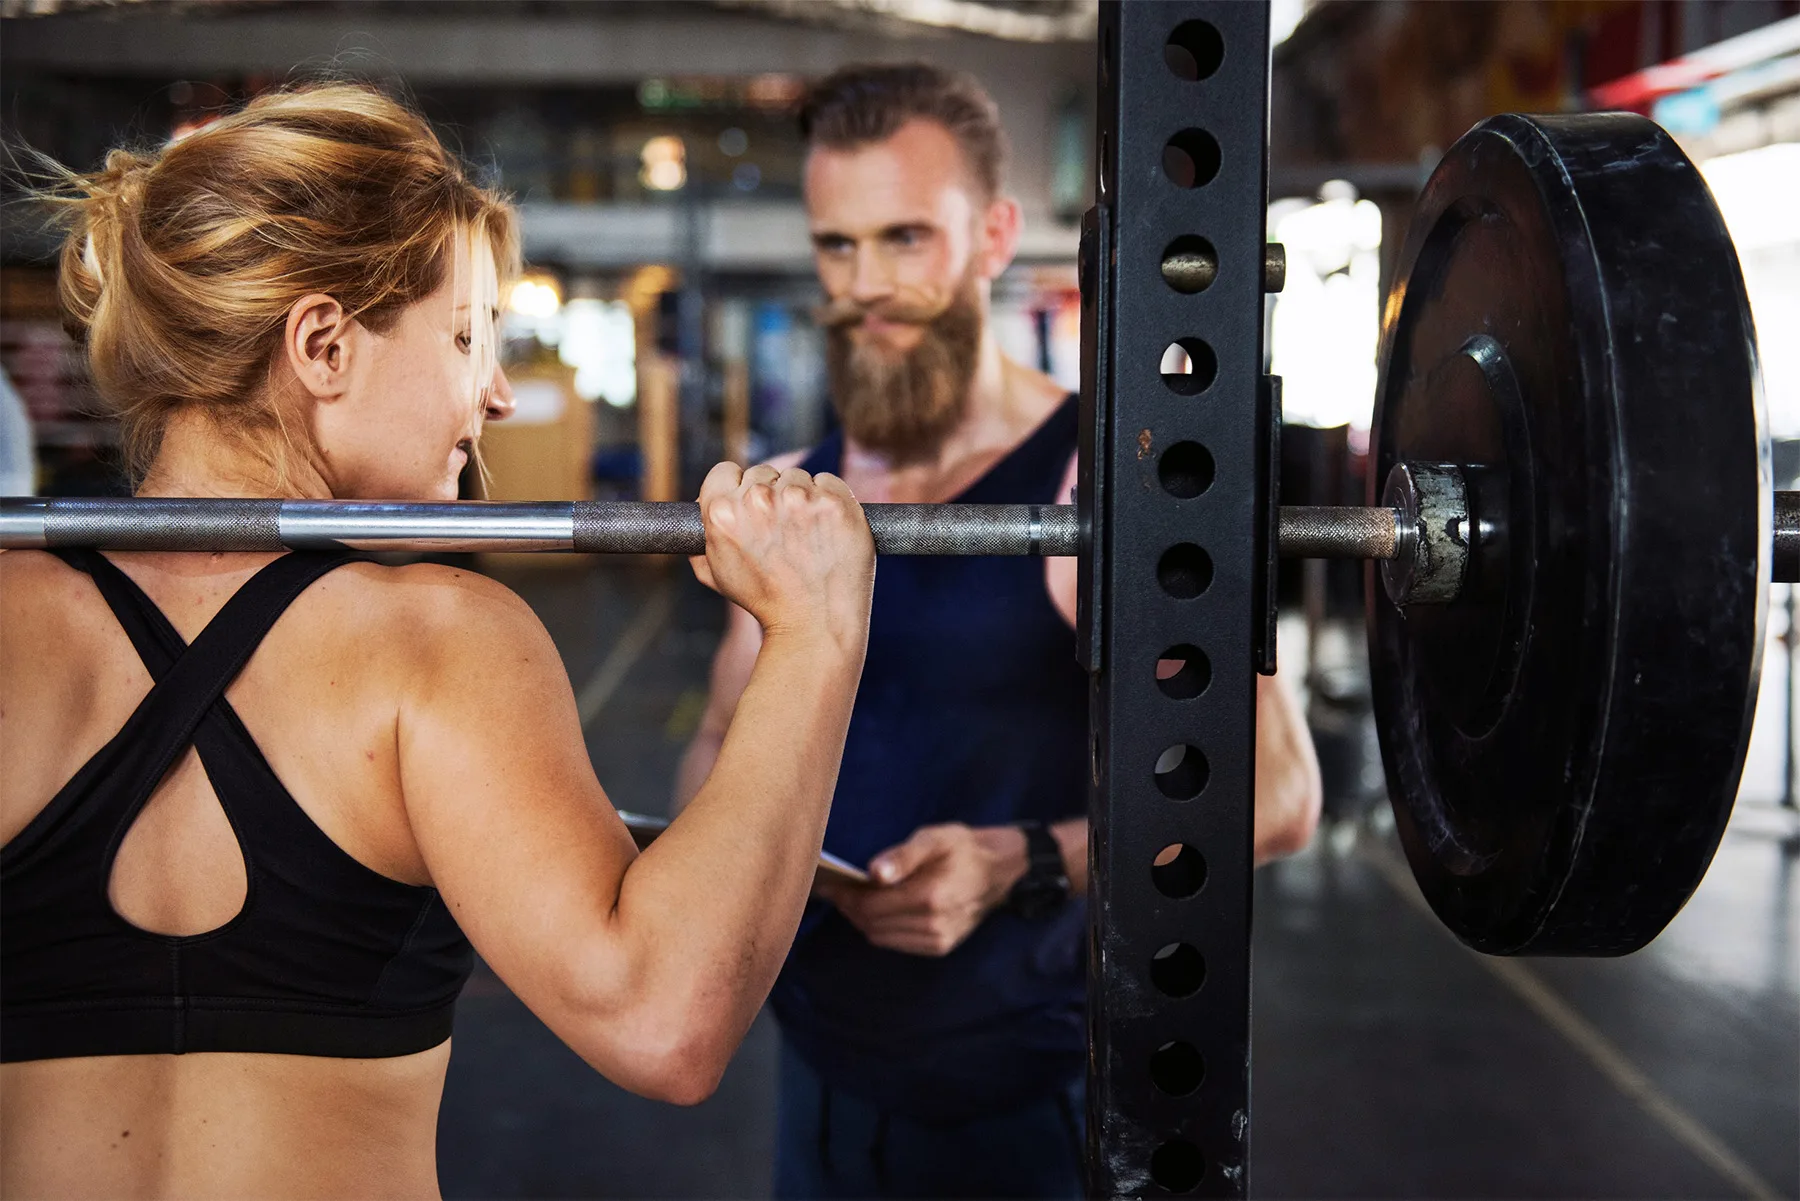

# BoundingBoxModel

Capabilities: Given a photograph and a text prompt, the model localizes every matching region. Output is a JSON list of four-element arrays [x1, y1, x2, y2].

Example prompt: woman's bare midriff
[[0, 1044, 450, 1199]]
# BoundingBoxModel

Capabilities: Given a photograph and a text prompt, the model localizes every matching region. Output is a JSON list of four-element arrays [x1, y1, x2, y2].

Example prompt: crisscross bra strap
[[52, 548, 189, 678], [2, 550, 360, 870]]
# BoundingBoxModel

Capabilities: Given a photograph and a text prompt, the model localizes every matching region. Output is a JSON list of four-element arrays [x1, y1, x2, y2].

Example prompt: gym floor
[[436, 561, 1799, 1201]]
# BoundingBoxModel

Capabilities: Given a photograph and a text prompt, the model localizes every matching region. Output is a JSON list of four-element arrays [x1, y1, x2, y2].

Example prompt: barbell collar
[[1380, 462, 1471, 606]]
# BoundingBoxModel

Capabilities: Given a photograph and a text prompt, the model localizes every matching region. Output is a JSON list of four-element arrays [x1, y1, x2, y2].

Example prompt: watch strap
[[1019, 820, 1063, 874], [1008, 820, 1071, 916]]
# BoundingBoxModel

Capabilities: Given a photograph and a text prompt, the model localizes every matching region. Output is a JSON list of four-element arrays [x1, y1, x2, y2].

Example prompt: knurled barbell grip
[[569, 502, 1081, 556]]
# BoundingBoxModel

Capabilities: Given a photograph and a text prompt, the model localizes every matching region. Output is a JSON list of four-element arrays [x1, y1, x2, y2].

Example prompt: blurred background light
[[639, 134, 686, 191], [1702, 142, 1800, 438], [559, 298, 639, 408], [1267, 187, 1384, 431], [1270, 0, 1306, 47], [507, 275, 563, 321]]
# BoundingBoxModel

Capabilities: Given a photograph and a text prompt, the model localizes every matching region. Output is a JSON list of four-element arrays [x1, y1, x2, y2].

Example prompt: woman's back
[[0, 547, 477, 1198], [3, 79, 876, 1198]]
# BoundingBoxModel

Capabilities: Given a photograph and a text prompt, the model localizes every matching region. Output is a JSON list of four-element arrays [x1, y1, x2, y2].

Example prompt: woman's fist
[[689, 462, 875, 657]]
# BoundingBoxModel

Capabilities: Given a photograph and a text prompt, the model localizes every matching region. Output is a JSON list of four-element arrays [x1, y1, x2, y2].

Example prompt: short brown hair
[[798, 63, 1007, 198], [42, 82, 517, 482]]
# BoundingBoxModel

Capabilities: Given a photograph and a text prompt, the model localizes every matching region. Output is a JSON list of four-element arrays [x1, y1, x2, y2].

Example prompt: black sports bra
[[1, 549, 472, 1062]]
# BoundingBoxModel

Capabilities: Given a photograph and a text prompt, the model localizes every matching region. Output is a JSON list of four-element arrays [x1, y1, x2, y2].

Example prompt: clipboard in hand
[[617, 811, 872, 888]]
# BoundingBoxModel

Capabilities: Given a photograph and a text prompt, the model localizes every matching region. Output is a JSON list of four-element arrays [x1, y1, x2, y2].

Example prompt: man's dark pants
[[772, 1039, 1085, 1200]]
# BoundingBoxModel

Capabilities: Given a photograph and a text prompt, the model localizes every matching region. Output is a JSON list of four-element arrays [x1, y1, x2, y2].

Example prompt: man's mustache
[[814, 294, 946, 330]]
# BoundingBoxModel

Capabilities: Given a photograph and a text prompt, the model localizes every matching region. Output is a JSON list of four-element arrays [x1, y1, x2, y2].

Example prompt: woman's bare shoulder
[[0, 546, 87, 585], [314, 559, 553, 662], [0, 549, 99, 629]]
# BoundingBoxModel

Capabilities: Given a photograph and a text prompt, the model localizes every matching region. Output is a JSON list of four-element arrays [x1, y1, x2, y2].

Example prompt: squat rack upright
[[1081, 4, 1270, 1195]]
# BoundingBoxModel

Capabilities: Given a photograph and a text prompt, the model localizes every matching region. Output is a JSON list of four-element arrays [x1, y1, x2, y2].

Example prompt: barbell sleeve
[[1277, 505, 1407, 561], [1775, 491, 1800, 583]]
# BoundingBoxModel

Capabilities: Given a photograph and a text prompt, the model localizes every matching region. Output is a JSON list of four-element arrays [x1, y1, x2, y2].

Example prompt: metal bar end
[[0, 498, 48, 549]]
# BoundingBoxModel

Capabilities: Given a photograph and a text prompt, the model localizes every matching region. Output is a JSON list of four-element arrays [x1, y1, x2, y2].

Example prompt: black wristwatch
[[1006, 820, 1071, 919]]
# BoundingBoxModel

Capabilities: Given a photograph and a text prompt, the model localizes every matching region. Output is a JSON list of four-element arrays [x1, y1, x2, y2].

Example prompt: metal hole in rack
[[1155, 645, 1210, 699], [1162, 128, 1221, 189], [1152, 843, 1207, 898], [1158, 441, 1215, 498], [1164, 19, 1224, 81], [1160, 339, 1218, 395], [1149, 942, 1207, 997], [1153, 744, 1209, 800], [1150, 1138, 1207, 1192], [1149, 1039, 1206, 1095], [1156, 543, 1213, 598]]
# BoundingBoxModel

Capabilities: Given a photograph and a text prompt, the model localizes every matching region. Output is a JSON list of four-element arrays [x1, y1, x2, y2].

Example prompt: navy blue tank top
[[1, 550, 473, 1062], [772, 395, 1087, 1122]]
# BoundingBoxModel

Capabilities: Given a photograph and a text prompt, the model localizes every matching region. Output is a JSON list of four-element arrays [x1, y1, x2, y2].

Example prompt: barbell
[[6, 486, 1796, 565], [0, 112, 1776, 959], [2, 489, 1795, 582]]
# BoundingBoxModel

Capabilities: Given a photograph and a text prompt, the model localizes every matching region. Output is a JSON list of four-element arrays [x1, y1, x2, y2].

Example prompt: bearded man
[[675, 63, 1322, 1200]]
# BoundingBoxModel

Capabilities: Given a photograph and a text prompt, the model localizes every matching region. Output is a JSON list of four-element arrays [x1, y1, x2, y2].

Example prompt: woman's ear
[[283, 293, 354, 400]]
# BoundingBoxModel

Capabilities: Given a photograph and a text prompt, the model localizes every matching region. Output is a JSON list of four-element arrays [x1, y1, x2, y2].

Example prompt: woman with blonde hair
[[0, 82, 875, 1198]]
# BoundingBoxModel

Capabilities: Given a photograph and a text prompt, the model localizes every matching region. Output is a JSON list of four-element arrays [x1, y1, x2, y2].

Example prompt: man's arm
[[1043, 451, 1321, 859], [820, 452, 1323, 958], [817, 690, 1316, 957]]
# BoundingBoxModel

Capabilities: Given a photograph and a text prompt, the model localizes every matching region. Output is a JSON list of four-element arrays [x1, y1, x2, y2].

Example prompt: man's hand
[[815, 823, 1028, 957]]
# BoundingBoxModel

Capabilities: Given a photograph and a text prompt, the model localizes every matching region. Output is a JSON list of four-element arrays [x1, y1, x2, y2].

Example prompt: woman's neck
[[136, 407, 331, 500]]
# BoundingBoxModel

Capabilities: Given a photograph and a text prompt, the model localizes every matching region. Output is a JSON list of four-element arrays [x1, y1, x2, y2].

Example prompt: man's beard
[[820, 274, 982, 461]]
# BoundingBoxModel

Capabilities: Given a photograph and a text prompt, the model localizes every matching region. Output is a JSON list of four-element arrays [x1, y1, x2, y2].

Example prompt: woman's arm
[[671, 601, 762, 816], [396, 464, 872, 1105], [672, 449, 810, 816]]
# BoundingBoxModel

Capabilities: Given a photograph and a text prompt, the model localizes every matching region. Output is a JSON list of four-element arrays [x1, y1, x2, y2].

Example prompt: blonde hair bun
[[38, 82, 518, 482]]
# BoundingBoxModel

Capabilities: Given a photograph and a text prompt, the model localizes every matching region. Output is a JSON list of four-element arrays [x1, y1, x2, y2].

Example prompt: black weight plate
[[1368, 113, 1766, 956]]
